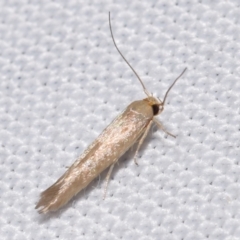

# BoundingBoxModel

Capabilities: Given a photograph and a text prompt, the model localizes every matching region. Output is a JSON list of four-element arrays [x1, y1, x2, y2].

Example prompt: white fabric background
[[0, 0, 240, 239]]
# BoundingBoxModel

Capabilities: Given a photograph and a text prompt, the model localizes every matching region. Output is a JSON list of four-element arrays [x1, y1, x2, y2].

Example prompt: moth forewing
[[36, 100, 155, 213], [35, 12, 186, 214]]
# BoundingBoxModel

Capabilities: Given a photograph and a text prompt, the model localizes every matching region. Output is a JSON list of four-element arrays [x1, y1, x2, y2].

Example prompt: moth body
[[36, 98, 161, 213]]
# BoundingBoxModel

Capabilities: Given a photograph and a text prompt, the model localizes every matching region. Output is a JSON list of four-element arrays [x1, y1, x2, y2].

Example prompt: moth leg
[[134, 120, 153, 165], [153, 118, 176, 138], [103, 163, 115, 199]]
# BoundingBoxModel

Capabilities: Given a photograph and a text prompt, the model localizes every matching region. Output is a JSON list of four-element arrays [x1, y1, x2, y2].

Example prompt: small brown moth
[[35, 12, 187, 214]]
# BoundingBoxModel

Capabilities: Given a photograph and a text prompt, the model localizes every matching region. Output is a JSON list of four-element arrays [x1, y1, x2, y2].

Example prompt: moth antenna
[[109, 12, 151, 97], [162, 67, 187, 105]]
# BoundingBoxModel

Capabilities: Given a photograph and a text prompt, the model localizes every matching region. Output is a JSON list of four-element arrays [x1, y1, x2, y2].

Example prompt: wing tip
[[35, 183, 62, 214]]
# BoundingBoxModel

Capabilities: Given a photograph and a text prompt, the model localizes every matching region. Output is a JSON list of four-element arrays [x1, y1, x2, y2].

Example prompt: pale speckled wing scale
[[35, 99, 154, 213]]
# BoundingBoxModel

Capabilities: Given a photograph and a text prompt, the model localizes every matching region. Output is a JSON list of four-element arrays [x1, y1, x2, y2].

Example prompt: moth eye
[[152, 104, 160, 115]]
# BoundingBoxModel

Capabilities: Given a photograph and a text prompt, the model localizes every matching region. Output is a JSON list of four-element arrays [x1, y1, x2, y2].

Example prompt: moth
[[35, 12, 187, 214]]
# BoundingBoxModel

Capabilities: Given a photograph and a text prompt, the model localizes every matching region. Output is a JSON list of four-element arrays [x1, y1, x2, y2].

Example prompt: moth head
[[144, 96, 164, 116]]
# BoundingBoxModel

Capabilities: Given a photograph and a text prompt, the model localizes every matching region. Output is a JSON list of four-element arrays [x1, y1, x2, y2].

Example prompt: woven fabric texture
[[0, 0, 239, 239]]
